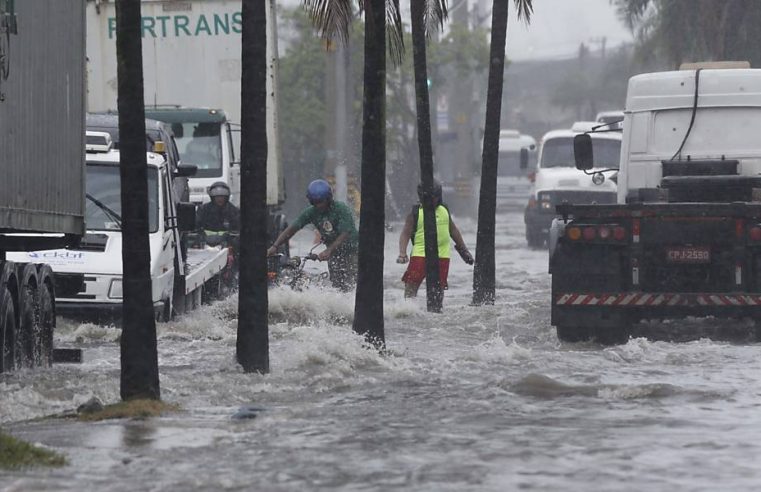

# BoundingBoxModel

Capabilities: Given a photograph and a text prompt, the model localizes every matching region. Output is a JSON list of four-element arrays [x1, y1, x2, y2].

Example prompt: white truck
[[11, 133, 230, 321], [0, 0, 85, 372], [524, 122, 621, 247], [497, 129, 537, 209], [85, 0, 287, 237], [551, 63, 761, 344]]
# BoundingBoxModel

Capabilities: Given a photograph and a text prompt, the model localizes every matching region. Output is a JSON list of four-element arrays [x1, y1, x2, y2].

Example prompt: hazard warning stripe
[[555, 293, 761, 307]]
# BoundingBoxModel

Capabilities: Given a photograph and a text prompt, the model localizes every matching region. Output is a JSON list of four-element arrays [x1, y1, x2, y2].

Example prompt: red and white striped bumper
[[555, 293, 761, 307]]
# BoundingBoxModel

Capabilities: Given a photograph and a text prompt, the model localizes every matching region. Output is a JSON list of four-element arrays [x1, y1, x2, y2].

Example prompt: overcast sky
[[278, 0, 633, 62], [502, 0, 633, 61]]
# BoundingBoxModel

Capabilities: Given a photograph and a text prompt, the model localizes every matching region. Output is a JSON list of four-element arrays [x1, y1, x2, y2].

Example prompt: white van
[[497, 130, 537, 208], [523, 122, 621, 247]]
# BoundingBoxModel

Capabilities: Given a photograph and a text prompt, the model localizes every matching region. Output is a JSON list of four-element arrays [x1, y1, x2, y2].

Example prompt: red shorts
[[402, 256, 450, 289]]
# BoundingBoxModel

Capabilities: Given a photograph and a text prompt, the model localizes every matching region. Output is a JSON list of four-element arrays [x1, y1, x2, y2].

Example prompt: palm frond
[[424, 0, 449, 37], [387, 0, 405, 66], [301, 0, 355, 44], [514, 0, 533, 23], [612, 0, 651, 31]]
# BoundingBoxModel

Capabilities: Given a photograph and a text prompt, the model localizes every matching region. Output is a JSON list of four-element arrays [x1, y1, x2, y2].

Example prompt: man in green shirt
[[267, 179, 358, 291]]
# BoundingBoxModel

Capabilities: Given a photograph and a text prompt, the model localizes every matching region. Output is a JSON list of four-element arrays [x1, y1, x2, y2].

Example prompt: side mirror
[[176, 202, 196, 232], [574, 133, 594, 171], [520, 148, 529, 170], [173, 164, 198, 178]]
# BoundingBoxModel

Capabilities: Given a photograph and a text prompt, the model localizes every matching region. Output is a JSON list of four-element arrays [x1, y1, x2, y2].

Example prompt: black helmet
[[417, 180, 442, 202], [208, 181, 231, 199]]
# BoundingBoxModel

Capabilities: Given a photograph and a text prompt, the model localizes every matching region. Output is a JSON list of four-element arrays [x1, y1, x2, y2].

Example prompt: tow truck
[[11, 132, 230, 321]]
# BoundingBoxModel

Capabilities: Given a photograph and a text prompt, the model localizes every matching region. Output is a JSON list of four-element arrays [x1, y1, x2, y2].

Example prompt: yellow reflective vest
[[411, 204, 450, 258]]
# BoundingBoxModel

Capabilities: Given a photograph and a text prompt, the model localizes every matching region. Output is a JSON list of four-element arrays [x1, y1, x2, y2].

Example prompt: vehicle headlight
[[108, 278, 123, 299], [541, 201, 553, 210]]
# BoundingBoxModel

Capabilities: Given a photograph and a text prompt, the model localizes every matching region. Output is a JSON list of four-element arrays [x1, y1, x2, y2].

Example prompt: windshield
[[498, 148, 537, 177], [541, 137, 621, 169], [172, 122, 223, 178], [85, 164, 159, 233]]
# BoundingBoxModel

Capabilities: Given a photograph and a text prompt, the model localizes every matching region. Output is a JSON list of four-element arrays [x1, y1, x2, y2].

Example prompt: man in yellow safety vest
[[396, 180, 473, 298]]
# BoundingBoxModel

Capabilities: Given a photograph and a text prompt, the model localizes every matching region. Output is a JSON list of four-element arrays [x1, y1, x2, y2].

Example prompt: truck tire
[[593, 325, 630, 346], [17, 264, 39, 369], [203, 275, 222, 303], [0, 287, 16, 373], [556, 325, 591, 343], [35, 266, 55, 367], [526, 228, 545, 249]]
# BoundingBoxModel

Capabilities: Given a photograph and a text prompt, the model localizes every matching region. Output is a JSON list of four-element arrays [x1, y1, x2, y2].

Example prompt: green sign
[[107, 12, 242, 39]]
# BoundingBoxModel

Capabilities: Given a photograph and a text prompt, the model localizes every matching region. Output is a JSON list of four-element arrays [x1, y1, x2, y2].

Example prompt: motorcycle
[[269, 244, 329, 291]]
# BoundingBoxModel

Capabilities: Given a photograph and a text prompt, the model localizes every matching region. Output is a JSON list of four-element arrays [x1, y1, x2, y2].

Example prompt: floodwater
[[3, 210, 761, 491]]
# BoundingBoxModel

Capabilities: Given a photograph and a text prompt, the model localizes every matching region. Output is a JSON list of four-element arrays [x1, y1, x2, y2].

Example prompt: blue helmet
[[306, 179, 333, 205]]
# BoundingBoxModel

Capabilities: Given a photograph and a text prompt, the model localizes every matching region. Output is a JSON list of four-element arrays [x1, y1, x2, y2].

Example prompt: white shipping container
[[0, 0, 85, 236]]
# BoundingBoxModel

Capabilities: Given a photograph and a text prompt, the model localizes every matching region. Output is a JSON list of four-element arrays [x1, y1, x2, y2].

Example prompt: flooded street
[[4, 209, 761, 491]]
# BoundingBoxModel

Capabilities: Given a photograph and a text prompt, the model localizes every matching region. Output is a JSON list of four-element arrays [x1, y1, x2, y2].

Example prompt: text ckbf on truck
[[549, 62, 761, 345]]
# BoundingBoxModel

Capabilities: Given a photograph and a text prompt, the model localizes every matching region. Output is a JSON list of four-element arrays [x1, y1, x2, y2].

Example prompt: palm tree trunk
[[410, 0, 443, 313], [237, 0, 270, 373], [472, 0, 509, 306], [352, 0, 386, 347], [115, 0, 160, 400]]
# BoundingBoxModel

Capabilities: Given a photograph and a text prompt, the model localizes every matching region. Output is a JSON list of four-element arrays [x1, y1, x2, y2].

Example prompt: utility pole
[[325, 40, 351, 203], [448, 0, 476, 217]]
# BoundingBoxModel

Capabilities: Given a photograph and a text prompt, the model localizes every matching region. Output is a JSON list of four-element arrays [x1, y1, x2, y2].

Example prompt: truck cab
[[145, 107, 238, 206], [524, 122, 620, 247]]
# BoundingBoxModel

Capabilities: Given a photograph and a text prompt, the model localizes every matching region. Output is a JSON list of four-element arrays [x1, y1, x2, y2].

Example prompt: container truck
[[85, 0, 287, 243], [550, 63, 761, 344], [0, 0, 86, 372]]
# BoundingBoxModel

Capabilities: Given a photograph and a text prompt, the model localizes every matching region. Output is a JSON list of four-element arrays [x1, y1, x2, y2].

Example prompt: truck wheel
[[526, 229, 545, 249], [17, 265, 39, 368], [0, 287, 16, 373], [556, 325, 591, 342], [203, 276, 221, 303], [158, 297, 172, 322], [35, 278, 55, 367], [593, 325, 630, 346]]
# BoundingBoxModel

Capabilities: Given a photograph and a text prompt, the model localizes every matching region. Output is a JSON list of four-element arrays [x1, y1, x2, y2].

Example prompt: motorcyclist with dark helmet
[[196, 181, 240, 242], [267, 179, 359, 291]]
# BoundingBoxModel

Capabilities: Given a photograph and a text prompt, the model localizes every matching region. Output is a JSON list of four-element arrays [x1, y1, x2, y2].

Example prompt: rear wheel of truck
[[592, 325, 631, 346], [0, 287, 17, 373], [556, 325, 592, 343], [526, 229, 545, 249], [203, 275, 221, 303], [17, 264, 39, 369], [35, 269, 55, 367]]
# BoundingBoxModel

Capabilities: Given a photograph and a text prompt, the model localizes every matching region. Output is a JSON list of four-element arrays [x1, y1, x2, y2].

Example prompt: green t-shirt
[[292, 201, 358, 251]]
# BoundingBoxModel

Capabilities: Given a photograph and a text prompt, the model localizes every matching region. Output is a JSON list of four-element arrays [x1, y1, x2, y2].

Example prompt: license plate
[[665, 246, 710, 263]]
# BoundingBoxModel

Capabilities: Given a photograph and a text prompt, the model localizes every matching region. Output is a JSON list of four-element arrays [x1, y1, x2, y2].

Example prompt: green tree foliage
[[614, 0, 761, 68], [278, 6, 489, 212]]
